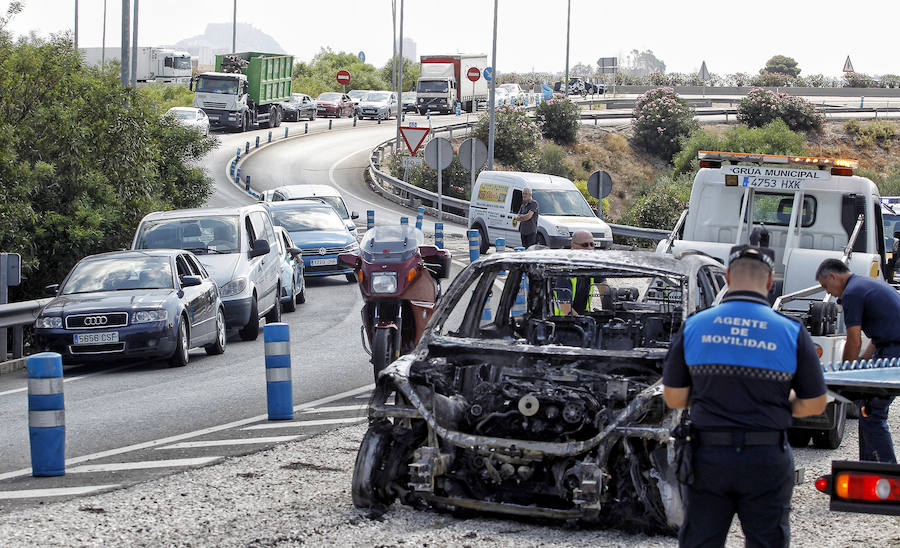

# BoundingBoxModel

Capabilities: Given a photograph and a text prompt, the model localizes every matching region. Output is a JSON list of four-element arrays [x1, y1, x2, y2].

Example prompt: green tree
[[0, 6, 214, 299], [291, 48, 388, 97], [378, 56, 420, 93], [624, 50, 665, 77], [763, 55, 801, 77]]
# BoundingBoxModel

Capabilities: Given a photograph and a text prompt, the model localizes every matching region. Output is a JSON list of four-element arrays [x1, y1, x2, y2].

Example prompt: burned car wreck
[[352, 249, 727, 533]]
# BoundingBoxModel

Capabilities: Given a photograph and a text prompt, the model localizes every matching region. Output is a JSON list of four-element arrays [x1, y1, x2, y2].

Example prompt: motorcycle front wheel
[[371, 327, 396, 380]]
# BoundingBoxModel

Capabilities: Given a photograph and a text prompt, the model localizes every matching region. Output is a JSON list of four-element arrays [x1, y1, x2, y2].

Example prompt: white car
[[165, 107, 210, 136], [499, 83, 526, 105], [494, 88, 510, 107]]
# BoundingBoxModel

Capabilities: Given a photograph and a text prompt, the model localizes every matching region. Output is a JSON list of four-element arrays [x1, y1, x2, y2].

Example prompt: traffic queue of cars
[[33, 185, 359, 367]]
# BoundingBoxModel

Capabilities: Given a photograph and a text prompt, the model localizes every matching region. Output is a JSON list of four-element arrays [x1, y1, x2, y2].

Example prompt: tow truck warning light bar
[[698, 150, 858, 173]]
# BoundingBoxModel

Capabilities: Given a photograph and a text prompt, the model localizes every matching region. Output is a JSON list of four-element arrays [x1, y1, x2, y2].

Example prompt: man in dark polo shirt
[[816, 258, 900, 463], [515, 187, 539, 247], [664, 245, 827, 547]]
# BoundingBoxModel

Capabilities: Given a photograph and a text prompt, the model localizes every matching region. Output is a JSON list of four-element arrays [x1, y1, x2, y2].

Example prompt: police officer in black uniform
[[663, 244, 827, 547]]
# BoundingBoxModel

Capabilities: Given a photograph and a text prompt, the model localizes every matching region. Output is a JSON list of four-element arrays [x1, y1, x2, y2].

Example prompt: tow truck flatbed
[[823, 360, 900, 399]]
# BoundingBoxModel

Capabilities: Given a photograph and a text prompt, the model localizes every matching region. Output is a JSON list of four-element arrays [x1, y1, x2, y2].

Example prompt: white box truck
[[80, 47, 192, 83], [417, 54, 488, 114]]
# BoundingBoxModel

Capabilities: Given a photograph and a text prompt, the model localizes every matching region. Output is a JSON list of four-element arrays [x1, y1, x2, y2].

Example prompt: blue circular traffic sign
[[484, 66, 494, 81], [358, 51, 366, 63]]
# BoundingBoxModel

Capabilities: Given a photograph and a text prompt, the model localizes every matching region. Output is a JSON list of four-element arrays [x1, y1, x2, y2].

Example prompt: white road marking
[[241, 417, 365, 431], [158, 436, 299, 450], [0, 383, 374, 482], [0, 485, 120, 500], [301, 404, 367, 413], [0, 363, 138, 397], [67, 457, 223, 473]]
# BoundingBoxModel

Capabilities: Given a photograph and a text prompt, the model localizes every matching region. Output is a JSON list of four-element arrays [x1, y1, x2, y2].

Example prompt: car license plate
[[74, 331, 119, 345], [311, 258, 338, 266]]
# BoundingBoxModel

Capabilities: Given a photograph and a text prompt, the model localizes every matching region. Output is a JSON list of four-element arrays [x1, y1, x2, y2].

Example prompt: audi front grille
[[65, 312, 129, 330]]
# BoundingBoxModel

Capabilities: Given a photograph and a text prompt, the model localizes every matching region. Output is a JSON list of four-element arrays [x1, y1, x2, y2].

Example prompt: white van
[[260, 184, 359, 237], [468, 171, 612, 252]]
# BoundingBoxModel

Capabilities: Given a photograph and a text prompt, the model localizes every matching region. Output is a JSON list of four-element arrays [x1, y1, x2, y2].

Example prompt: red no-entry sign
[[336, 70, 351, 85], [466, 67, 481, 82]]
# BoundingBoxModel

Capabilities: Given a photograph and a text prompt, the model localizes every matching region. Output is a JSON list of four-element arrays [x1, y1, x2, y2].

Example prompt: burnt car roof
[[470, 248, 720, 274]]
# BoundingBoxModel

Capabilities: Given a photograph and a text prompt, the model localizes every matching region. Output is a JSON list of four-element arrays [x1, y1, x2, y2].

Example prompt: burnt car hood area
[[352, 250, 724, 534]]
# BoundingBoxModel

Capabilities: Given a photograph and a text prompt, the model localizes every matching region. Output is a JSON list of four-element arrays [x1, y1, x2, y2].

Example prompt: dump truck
[[191, 52, 293, 132], [80, 47, 192, 83], [416, 54, 488, 114]]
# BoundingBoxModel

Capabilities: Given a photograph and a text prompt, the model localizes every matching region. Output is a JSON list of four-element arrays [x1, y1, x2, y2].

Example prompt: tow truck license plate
[[74, 332, 119, 345], [311, 258, 338, 266]]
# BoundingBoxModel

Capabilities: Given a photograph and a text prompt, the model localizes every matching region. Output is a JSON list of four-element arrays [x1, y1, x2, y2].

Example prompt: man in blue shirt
[[664, 245, 826, 547], [816, 258, 900, 463]]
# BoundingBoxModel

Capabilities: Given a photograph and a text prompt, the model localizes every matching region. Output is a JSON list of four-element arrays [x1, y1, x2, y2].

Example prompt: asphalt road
[[0, 111, 469, 496]]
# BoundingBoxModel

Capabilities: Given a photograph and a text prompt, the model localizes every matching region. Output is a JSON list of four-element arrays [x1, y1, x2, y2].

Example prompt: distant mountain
[[172, 23, 285, 66]]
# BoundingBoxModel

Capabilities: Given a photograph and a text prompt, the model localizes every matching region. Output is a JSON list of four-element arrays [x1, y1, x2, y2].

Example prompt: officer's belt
[[697, 430, 784, 446]]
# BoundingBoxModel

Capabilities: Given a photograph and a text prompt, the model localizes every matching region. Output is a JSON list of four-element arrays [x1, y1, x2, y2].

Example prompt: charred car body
[[353, 249, 727, 533]]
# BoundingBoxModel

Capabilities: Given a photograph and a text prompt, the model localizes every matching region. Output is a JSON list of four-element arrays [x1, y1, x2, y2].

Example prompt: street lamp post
[[101, 0, 107, 65], [131, 0, 139, 86], [487, 0, 498, 170], [395, 0, 404, 148], [74, 0, 78, 49], [120, 0, 130, 86], [232, 0, 237, 52], [564, 0, 570, 97]]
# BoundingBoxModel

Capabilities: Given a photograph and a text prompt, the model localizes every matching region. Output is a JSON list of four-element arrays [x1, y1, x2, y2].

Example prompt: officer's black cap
[[728, 245, 775, 271]]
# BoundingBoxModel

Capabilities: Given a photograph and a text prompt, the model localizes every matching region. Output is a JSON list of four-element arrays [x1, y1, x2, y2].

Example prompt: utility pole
[[391, 0, 397, 96], [487, 0, 498, 170], [74, 0, 78, 49], [395, 0, 404, 148], [564, 0, 570, 97], [131, 0, 139, 86], [101, 0, 107, 65], [232, 0, 237, 52], [121, 0, 130, 86]]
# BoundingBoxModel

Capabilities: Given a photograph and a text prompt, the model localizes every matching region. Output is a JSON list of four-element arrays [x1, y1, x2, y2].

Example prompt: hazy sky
[[5, 0, 899, 76]]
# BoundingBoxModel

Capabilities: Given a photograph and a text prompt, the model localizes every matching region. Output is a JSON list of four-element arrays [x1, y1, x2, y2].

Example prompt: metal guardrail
[[606, 223, 670, 241], [0, 297, 51, 361]]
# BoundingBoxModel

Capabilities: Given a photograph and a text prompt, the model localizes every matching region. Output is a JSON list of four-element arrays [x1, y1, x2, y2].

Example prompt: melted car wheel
[[352, 420, 422, 517]]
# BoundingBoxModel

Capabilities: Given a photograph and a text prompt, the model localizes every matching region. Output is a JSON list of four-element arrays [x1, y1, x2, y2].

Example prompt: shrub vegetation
[[535, 98, 581, 144], [737, 88, 823, 131], [472, 105, 541, 169], [631, 87, 697, 161]]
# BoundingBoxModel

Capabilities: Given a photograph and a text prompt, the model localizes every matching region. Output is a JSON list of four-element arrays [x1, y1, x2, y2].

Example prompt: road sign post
[[587, 170, 613, 218], [698, 60, 710, 97], [459, 137, 488, 195], [467, 67, 481, 115], [424, 137, 453, 221], [398, 126, 430, 155], [337, 70, 351, 93]]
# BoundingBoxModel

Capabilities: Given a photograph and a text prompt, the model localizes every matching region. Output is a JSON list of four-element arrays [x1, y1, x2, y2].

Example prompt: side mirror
[[289, 247, 302, 258], [181, 275, 203, 287], [44, 284, 59, 296], [188, 77, 194, 92], [249, 238, 270, 258], [351, 211, 360, 220], [338, 252, 359, 269]]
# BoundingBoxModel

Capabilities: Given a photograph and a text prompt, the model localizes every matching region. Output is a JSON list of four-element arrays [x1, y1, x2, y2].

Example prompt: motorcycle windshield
[[360, 225, 425, 263]]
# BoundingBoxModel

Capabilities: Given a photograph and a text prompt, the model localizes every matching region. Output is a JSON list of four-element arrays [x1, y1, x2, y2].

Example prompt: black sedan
[[280, 93, 317, 122], [33, 250, 226, 367]]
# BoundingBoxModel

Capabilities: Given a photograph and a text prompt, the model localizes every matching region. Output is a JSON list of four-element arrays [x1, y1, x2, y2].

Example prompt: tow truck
[[659, 151, 895, 449]]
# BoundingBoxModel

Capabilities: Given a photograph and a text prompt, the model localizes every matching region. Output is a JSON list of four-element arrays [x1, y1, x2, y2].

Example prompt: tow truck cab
[[660, 151, 890, 448]]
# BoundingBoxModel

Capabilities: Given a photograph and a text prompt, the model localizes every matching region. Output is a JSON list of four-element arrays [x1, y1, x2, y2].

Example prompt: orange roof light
[[698, 151, 858, 170]]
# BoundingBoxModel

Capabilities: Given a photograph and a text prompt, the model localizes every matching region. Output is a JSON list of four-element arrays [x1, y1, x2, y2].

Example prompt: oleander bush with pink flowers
[[631, 87, 698, 161], [535, 97, 581, 144], [472, 104, 542, 168], [737, 88, 823, 131]]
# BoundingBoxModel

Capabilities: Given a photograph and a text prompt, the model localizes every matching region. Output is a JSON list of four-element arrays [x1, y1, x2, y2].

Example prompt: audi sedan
[[33, 250, 226, 367], [316, 92, 354, 118]]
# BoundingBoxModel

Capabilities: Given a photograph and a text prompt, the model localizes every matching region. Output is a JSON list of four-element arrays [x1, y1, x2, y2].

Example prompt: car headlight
[[371, 272, 397, 294], [35, 316, 62, 329], [219, 277, 248, 298], [342, 241, 360, 252], [556, 225, 570, 236], [132, 309, 168, 323]]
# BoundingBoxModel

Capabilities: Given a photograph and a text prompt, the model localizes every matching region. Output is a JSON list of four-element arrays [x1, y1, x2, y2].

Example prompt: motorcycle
[[338, 225, 451, 379]]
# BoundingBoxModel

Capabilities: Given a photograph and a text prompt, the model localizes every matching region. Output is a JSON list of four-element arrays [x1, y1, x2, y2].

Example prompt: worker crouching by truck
[[663, 244, 827, 547]]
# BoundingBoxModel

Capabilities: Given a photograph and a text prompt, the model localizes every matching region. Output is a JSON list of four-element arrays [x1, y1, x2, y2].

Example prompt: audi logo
[[83, 316, 109, 326]]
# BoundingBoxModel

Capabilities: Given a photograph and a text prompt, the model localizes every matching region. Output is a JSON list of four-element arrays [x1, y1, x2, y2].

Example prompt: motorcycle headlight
[[371, 272, 397, 294], [132, 309, 168, 323], [219, 277, 248, 298], [35, 316, 62, 329], [556, 225, 570, 236]]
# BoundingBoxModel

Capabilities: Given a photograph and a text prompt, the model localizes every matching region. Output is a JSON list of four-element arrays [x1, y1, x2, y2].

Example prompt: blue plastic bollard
[[366, 210, 375, 231], [264, 323, 293, 420], [329, 119, 333, 130], [245, 175, 251, 192], [435, 222, 444, 249], [400, 216, 409, 226], [496, 238, 506, 254], [861, 96, 865, 108], [305, 122, 308, 134], [402, 112, 406, 122], [377, 115, 381, 125], [236, 147, 241, 160], [415, 206, 425, 230], [245, 141, 250, 154], [255, 135, 260, 148], [27, 352, 65, 476], [456, 103, 461, 116], [468, 229, 480, 263], [230, 160, 235, 176], [268, 131, 272, 143], [236, 167, 241, 184], [285, 126, 289, 138], [353, 116, 357, 127]]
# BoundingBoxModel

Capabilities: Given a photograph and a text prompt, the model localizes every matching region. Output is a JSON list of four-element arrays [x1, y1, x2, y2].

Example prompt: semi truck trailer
[[191, 52, 293, 132], [416, 54, 488, 114], [80, 47, 192, 83]]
